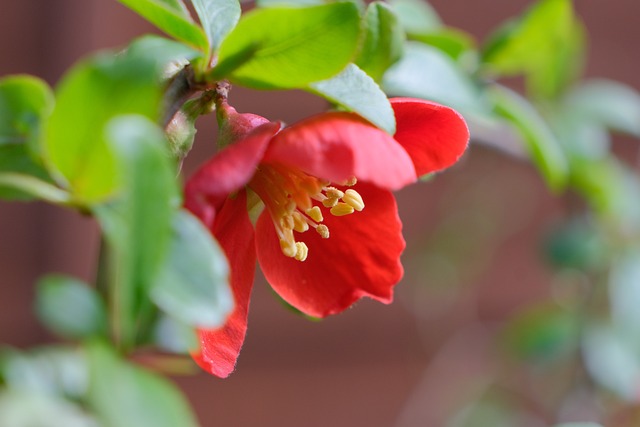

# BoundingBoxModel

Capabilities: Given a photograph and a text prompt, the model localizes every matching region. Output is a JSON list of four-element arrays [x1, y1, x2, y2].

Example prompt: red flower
[[184, 98, 469, 377]]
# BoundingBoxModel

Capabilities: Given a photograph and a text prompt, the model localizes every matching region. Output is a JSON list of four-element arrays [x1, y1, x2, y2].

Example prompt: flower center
[[248, 164, 364, 261]]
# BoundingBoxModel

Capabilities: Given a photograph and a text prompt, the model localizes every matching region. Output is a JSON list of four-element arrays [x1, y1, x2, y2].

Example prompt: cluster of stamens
[[248, 165, 365, 262]]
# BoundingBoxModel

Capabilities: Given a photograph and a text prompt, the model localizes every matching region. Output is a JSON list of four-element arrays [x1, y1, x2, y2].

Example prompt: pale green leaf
[[309, 63, 396, 134]]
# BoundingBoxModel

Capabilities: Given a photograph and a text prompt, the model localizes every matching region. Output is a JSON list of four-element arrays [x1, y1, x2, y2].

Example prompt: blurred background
[[1, 0, 639, 425]]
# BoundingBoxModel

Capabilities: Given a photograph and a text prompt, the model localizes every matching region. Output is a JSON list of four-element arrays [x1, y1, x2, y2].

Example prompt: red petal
[[255, 183, 404, 318], [184, 122, 280, 227], [192, 191, 256, 378], [263, 112, 416, 191], [391, 98, 469, 176]]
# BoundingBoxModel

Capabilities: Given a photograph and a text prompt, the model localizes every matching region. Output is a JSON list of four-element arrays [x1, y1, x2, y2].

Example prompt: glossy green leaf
[[0, 75, 53, 153], [35, 275, 106, 340], [489, 85, 568, 190], [116, 0, 208, 50], [192, 0, 240, 51], [565, 79, 640, 137], [0, 145, 59, 201], [94, 116, 178, 348], [355, 2, 404, 83], [152, 210, 232, 329], [45, 53, 162, 202], [481, 0, 583, 98], [214, 2, 361, 89], [309, 64, 396, 134], [383, 42, 487, 115], [387, 0, 440, 36], [86, 341, 199, 427]]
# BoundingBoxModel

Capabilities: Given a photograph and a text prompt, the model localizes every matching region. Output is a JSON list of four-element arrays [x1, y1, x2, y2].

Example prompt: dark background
[[1, 1, 638, 425]]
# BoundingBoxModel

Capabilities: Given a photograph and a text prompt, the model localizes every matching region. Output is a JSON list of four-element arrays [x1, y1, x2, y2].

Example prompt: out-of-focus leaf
[[0, 145, 60, 201], [565, 79, 640, 137], [413, 28, 477, 63], [86, 341, 199, 427], [153, 315, 199, 354], [0, 75, 54, 154], [0, 390, 98, 427], [256, 0, 323, 6], [213, 3, 360, 89], [45, 53, 162, 202], [2, 347, 88, 399], [489, 85, 568, 190], [547, 108, 610, 160], [544, 218, 604, 271], [94, 116, 178, 348], [383, 42, 488, 115], [355, 2, 405, 83], [309, 63, 396, 134], [583, 324, 640, 401], [35, 275, 106, 340], [387, 0, 440, 36], [152, 210, 232, 329], [192, 0, 241, 51], [481, 0, 584, 98], [502, 303, 578, 364], [126, 35, 203, 72], [116, 0, 208, 50], [449, 393, 518, 427], [609, 252, 640, 340]]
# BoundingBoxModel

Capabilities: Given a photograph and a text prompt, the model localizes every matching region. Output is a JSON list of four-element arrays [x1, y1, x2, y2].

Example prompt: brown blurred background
[[1, 1, 639, 426]]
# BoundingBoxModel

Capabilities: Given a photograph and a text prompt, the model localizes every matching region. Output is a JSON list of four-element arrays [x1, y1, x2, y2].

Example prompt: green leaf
[[126, 35, 203, 70], [481, 0, 583, 98], [35, 275, 106, 340], [565, 79, 640, 137], [309, 63, 396, 134], [256, 0, 323, 6], [2, 347, 89, 399], [214, 2, 361, 89], [413, 28, 477, 63], [554, 424, 603, 427], [152, 210, 232, 329], [153, 315, 199, 353], [502, 303, 578, 364], [547, 107, 610, 160], [0, 75, 54, 153], [383, 42, 487, 115], [387, 0, 441, 36], [192, 0, 241, 51], [544, 218, 604, 271], [0, 144, 60, 201], [116, 0, 208, 50], [86, 341, 199, 427], [355, 2, 404, 83], [489, 85, 568, 190], [0, 390, 98, 427], [45, 53, 162, 202], [94, 116, 178, 348]]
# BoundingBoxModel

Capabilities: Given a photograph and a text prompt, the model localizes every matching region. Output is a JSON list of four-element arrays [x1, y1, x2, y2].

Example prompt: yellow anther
[[306, 206, 323, 222], [316, 224, 330, 239], [292, 211, 309, 233], [330, 202, 355, 216], [343, 189, 364, 211], [280, 215, 294, 230], [322, 197, 339, 208], [280, 238, 297, 258], [324, 187, 344, 199], [294, 242, 308, 261]]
